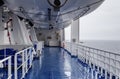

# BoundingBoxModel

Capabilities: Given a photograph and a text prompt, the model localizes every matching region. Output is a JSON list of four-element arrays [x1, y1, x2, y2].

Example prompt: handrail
[[77, 43, 120, 56], [65, 41, 120, 56], [0, 56, 12, 79], [63, 41, 120, 79], [14, 46, 35, 79]]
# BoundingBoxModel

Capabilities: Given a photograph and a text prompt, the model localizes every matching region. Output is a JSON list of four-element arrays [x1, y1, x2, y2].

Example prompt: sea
[[80, 40, 120, 54]]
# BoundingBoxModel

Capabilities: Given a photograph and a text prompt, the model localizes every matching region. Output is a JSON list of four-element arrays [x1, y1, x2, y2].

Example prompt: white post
[[60, 29, 65, 46], [105, 70, 108, 79], [109, 73, 112, 79], [22, 51, 25, 78], [25, 49, 28, 73], [71, 19, 79, 43], [14, 55, 17, 79], [8, 56, 12, 79], [32, 48, 34, 62], [30, 48, 32, 67], [95, 71, 98, 79], [91, 69, 94, 79]]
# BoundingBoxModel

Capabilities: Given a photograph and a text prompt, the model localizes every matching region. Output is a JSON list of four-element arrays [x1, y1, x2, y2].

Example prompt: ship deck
[[24, 47, 96, 79]]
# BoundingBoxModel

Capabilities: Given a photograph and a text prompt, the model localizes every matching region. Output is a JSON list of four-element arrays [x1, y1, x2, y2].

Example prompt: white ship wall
[[36, 29, 61, 46]]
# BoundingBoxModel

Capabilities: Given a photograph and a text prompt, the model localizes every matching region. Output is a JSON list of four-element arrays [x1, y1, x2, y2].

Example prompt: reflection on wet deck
[[24, 47, 105, 79]]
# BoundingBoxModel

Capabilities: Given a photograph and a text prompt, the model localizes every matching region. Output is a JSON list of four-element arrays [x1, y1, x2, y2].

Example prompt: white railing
[[64, 41, 120, 79], [34, 41, 44, 57], [0, 56, 12, 79], [14, 46, 35, 79], [37, 41, 44, 52], [64, 42, 78, 56]]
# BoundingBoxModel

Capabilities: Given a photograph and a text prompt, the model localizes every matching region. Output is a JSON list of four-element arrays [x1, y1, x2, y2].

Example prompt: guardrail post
[[91, 69, 94, 79], [22, 51, 25, 78], [14, 54, 17, 79], [32, 47, 34, 63], [101, 68, 104, 77], [30, 48, 32, 67], [8, 56, 12, 79], [95, 71, 98, 79], [109, 73, 112, 79], [105, 70, 107, 79], [25, 49, 28, 73]]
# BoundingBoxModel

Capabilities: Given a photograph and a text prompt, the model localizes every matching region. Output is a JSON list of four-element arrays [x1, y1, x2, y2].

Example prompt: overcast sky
[[80, 0, 120, 40]]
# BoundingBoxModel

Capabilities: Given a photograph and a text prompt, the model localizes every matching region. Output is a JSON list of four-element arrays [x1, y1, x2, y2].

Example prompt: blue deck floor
[[24, 47, 98, 79]]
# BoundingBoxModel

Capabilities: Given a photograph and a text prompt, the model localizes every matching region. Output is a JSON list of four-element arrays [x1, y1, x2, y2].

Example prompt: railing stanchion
[[105, 70, 107, 79], [8, 56, 11, 79], [22, 51, 25, 78], [25, 49, 28, 73], [14, 54, 17, 79]]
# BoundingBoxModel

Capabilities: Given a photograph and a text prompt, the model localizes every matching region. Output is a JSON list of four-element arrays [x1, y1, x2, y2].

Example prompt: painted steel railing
[[64, 41, 120, 79], [33, 41, 44, 57], [14, 46, 35, 79], [0, 56, 12, 79], [37, 41, 44, 52]]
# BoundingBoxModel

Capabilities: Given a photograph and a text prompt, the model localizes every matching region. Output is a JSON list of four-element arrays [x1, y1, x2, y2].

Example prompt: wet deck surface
[[24, 47, 96, 79]]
